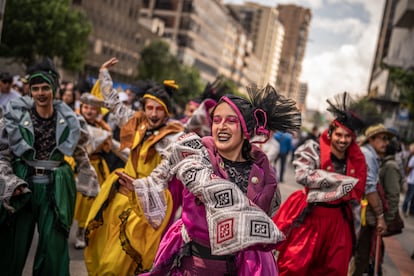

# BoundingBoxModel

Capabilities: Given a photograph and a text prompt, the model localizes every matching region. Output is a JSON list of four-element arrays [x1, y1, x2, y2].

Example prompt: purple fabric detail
[[146, 135, 280, 274], [179, 256, 230, 275], [220, 96, 250, 140], [152, 220, 184, 268], [166, 177, 184, 229], [149, 218, 279, 275], [202, 136, 277, 214]]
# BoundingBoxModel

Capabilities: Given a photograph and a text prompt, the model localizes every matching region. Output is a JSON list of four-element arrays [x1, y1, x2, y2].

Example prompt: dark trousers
[[276, 153, 288, 182], [353, 225, 383, 276], [0, 183, 70, 276], [403, 184, 414, 214]]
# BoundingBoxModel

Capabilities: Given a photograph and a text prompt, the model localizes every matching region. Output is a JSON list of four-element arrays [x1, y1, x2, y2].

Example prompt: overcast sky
[[224, 0, 385, 111]]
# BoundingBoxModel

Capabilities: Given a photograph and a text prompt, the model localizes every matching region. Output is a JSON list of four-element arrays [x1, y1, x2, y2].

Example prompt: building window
[[158, 15, 175, 28], [155, 0, 179, 11], [142, 0, 150, 8], [182, 0, 193, 12]]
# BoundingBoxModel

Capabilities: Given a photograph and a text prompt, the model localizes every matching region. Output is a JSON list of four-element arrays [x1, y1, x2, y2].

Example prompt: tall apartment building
[[72, 0, 159, 82], [228, 2, 284, 87], [368, 0, 399, 100], [222, 9, 257, 89], [297, 82, 308, 112], [140, 0, 255, 88], [368, 0, 414, 140], [276, 4, 311, 101]]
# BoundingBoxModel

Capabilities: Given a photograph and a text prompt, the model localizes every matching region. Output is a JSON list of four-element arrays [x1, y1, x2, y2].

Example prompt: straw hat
[[361, 124, 395, 145]]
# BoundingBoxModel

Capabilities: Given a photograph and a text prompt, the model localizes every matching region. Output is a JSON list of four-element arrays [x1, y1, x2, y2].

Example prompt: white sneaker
[[74, 238, 86, 249], [74, 227, 86, 249]]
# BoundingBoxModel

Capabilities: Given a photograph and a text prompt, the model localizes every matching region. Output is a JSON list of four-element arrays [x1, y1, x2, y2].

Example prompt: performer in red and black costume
[[273, 92, 367, 276]]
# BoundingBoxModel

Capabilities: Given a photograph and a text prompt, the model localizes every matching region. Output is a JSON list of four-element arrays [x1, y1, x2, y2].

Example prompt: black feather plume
[[246, 84, 301, 133]]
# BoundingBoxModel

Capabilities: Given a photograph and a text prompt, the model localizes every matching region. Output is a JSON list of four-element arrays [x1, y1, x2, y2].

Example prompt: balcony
[[394, 0, 414, 28]]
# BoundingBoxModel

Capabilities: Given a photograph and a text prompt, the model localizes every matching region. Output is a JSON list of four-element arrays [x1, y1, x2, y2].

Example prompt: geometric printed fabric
[[170, 133, 285, 255], [133, 132, 285, 255]]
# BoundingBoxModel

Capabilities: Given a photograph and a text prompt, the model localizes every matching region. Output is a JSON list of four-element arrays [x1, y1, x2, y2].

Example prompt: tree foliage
[[312, 110, 323, 127], [351, 96, 384, 126], [0, 0, 91, 71], [137, 40, 204, 108], [388, 67, 414, 118]]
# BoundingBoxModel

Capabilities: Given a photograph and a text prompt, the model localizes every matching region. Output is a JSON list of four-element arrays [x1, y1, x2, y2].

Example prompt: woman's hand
[[115, 171, 135, 195], [100, 57, 119, 71]]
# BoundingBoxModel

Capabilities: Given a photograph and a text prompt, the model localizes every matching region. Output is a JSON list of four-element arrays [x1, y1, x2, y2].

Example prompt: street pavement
[[23, 161, 414, 275]]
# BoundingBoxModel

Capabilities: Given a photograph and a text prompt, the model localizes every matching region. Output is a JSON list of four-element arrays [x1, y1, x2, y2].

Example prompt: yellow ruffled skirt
[[84, 170, 173, 275]]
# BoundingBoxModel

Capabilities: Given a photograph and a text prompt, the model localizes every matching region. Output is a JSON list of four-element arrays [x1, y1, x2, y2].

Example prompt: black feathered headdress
[[200, 75, 232, 103], [326, 92, 365, 133], [214, 84, 301, 142]]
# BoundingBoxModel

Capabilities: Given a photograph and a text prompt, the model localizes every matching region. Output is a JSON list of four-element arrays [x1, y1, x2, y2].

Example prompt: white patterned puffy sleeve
[[99, 69, 135, 128], [293, 139, 358, 203], [0, 117, 30, 211], [73, 116, 100, 197]]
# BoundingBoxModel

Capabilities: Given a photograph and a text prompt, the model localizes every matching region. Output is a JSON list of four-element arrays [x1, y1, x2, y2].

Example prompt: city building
[[139, 0, 258, 91], [368, 0, 414, 140], [227, 2, 284, 88], [297, 82, 308, 112], [71, 0, 163, 84], [221, 8, 257, 90], [276, 4, 311, 102]]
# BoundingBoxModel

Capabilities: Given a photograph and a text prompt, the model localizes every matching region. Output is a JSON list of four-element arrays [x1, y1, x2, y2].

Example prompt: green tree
[[0, 0, 91, 71], [172, 64, 204, 108], [137, 40, 204, 107], [388, 67, 414, 118], [312, 110, 323, 127], [351, 96, 384, 126], [137, 40, 180, 82]]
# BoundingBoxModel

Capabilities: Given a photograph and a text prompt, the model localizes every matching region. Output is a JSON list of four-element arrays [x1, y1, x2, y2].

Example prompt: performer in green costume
[[0, 58, 98, 276]]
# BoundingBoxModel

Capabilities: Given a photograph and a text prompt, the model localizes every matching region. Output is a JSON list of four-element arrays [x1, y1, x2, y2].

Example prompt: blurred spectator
[[12, 75, 24, 95], [0, 71, 21, 112], [380, 138, 403, 230], [20, 75, 31, 96], [402, 143, 414, 217], [256, 130, 280, 172], [125, 87, 141, 110], [180, 100, 200, 123], [353, 124, 394, 276], [61, 82, 76, 110], [274, 131, 293, 182]]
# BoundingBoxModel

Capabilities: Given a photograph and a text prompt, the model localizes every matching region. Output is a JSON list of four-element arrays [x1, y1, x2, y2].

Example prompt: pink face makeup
[[212, 115, 240, 125]]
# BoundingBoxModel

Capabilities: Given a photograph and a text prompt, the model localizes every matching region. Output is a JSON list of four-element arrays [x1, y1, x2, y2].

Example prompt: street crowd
[[0, 57, 413, 276]]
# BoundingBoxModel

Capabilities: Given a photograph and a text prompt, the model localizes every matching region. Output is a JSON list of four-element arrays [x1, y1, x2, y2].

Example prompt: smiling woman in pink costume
[[117, 84, 301, 275]]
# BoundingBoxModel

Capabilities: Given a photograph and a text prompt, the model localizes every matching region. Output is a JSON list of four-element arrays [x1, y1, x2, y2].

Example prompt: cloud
[[302, 0, 385, 112], [312, 17, 365, 40], [302, 45, 368, 110], [224, 0, 323, 9], [225, 0, 386, 113]]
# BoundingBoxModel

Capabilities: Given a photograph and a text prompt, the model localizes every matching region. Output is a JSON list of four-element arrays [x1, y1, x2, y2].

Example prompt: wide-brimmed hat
[[80, 92, 105, 108], [361, 124, 395, 145]]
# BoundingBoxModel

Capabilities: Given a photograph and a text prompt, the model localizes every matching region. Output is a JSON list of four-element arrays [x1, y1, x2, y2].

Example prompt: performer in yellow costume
[[84, 58, 183, 275], [73, 93, 113, 249]]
